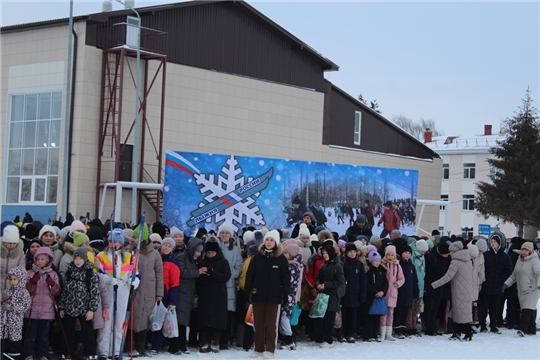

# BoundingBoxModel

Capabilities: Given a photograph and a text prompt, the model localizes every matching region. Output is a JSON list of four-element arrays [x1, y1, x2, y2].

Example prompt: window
[[461, 227, 474, 241], [442, 164, 449, 179], [126, 16, 140, 48], [462, 194, 474, 210], [354, 111, 361, 145], [463, 163, 475, 179], [5, 92, 61, 204], [440, 195, 448, 210]]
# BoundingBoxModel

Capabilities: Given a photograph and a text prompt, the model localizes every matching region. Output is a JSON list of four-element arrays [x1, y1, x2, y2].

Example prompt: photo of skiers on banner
[[162, 151, 419, 237]]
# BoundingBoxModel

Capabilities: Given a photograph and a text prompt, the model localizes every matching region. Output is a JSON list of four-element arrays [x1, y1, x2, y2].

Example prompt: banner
[[162, 151, 418, 236]]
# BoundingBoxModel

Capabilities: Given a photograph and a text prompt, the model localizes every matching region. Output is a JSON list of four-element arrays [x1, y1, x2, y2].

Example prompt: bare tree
[[392, 115, 444, 140]]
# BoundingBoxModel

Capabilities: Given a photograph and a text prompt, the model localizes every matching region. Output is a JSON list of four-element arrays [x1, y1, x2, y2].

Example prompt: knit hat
[[1, 221, 14, 236], [298, 223, 311, 238], [367, 244, 377, 254], [521, 242, 534, 253], [491, 235, 501, 246], [468, 244, 479, 258], [60, 226, 71, 240], [73, 247, 88, 262], [400, 245, 413, 255], [25, 223, 40, 240], [73, 232, 90, 247], [303, 212, 315, 222], [281, 229, 290, 240], [345, 243, 357, 254], [52, 226, 62, 237], [391, 229, 401, 238], [355, 214, 367, 223], [243, 230, 255, 242], [86, 226, 104, 241], [28, 238, 43, 248], [449, 241, 463, 253], [321, 240, 337, 260], [69, 220, 87, 235], [248, 244, 258, 256], [283, 239, 296, 247], [385, 245, 396, 256], [476, 239, 488, 253], [110, 228, 124, 245], [39, 225, 55, 239], [438, 242, 450, 255], [356, 235, 368, 243], [284, 243, 300, 258], [310, 234, 318, 243], [162, 237, 176, 249], [151, 222, 166, 238], [253, 230, 264, 246], [368, 250, 381, 262], [132, 223, 149, 241], [415, 240, 429, 252], [370, 235, 380, 244], [205, 236, 220, 253], [170, 226, 183, 238], [218, 221, 234, 235], [149, 233, 162, 244], [354, 240, 365, 252], [314, 226, 326, 235], [194, 243, 204, 253], [264, 230, 280, 243], [338, 239, 347, 250], [426, 240, 434, 249], [123, 229, 133, 245], [292, 196, 301, 205], [2, 225, 20, 244]]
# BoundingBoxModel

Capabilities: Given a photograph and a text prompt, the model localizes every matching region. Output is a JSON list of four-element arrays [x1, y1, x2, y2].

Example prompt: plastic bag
[[162, 308, 179, 338], [150, 301, 167, 331], [245, 304, 254, 326], [290, 303, 302, 326], [368, 297, 388, 316], [308, 293, 329, 318]]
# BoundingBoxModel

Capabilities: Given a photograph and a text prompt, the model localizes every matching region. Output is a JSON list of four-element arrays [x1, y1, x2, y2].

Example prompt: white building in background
[[424, 125, 517, 239]]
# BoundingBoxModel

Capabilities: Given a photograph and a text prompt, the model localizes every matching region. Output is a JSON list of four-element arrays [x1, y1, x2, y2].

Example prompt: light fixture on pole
[[116, 0, 141, 224]]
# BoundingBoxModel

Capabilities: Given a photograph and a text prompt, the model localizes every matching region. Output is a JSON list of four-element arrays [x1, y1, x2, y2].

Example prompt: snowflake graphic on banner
[[189, 155, 272, 232]]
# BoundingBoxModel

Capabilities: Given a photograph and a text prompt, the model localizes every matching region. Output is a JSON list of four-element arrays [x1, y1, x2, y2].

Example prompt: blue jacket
[[397, 258, 419, 307], [341, 257, 367, 307], [481, 248, 512, 296], [410, 244, 426, 296]]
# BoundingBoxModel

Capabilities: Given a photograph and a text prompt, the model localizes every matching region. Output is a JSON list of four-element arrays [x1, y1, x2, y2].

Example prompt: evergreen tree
[[475, 88, 540, 237]]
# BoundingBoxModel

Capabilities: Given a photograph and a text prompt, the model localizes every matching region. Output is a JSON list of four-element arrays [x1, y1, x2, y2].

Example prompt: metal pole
[[61, 0, 74, 222]]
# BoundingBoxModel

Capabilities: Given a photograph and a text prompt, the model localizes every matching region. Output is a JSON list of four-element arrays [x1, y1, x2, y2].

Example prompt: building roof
[[424, 132, 506, 155], [0, 0, 339, 72]]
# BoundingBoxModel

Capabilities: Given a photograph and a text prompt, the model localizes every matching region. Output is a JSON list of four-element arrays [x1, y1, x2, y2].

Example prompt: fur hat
[[368, 251, 381, 262], [205, 236, 221, 253], [73, 247, 88, 262], [298, 223, 311, 238], [385, 245, 396, 255], [345, 243, 357, 254], [284, 243, 300, 258], [468, 244, 479, 258], [218, 221, 235, 235], [69, 220, 87, 235], [415, 240, 429, 252], [2, 225, 20, 244], [264, 230, 280, 243], [243, 230, 255, 242], [39, 225, 55, 239], [449, 241, 463, 253], [73, 232, 90, 247], [110, 228, 124, 245], [476, 239, 488, 253], [521, 241, 534, 253], [162, 237, 176, 249], [170, 226, 183, 238], [149, 233, 162, 244]]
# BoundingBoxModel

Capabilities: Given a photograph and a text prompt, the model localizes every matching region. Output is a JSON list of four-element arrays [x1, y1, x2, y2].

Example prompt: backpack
[[65, 267, 93, 294]]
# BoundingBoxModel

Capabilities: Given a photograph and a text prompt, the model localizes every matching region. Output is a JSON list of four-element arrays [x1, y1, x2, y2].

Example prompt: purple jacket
[[25, 247, 61, 320]]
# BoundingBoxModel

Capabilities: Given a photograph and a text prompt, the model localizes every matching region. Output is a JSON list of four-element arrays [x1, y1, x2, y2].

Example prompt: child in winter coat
[[394, 245, 419, 339], [380, 245, 404, 341], [1, 266, 31, 357], [363, 251, 388, 342], [25, 238, 43, 270], [59, 247, 100, 359], [341, 243, 367, 343], [24, 247, 61, 360], [150, 237, 180, 354], [1, 225, 26, 291], [279, 242, 303, 350]]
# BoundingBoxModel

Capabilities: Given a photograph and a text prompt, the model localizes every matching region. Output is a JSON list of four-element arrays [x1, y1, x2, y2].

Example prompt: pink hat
[[385, 245, 396, 255], [69, 220, 87, 236]]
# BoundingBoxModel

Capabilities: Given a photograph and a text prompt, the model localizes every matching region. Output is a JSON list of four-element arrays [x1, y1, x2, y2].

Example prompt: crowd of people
[[1, 210, 539, 360]]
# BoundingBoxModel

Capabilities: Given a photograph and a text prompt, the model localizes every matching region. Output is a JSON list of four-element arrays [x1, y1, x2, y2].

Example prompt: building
[[424, 125, 517, 239], [1, 0, 442, 229]]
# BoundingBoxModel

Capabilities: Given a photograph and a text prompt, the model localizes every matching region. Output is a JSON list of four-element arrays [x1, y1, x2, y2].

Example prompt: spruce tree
[[475, 88, 540, 237]]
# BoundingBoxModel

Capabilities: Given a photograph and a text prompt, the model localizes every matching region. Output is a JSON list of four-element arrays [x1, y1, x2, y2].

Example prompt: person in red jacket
[[377, 201, 401, 238]]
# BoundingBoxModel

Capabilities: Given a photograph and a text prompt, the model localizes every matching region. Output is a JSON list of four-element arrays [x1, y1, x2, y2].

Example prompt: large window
[[462, 194, 474, 210], [442, 164, 449, 179], [440, 194, 448, 210], [6, 92, 61, 204], [463, 163, 475, 179], [354, 111, 361, 145], [461, 227, 474, 241]]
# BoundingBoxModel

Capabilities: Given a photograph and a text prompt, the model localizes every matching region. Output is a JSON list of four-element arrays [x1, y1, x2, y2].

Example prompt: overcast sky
[[2, 0, 539, 137]]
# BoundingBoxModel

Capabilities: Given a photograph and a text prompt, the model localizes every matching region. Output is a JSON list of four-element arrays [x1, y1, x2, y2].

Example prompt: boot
[[394, 327, 405, 339], [379, 326, 386, 342], [211, 333, 221, 353], [385, 326, 395, 341], [462, 324, 473, 341], [135, 342, 148, 357], [199, 332, 210, 353]]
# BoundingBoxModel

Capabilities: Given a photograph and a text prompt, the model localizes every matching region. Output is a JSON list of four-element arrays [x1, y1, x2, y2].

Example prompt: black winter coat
[[316, 256, 346, 312], [424, 246, 450, 298], [245, 244, 290, 305], [481, 248, 512, 296], [196, 248, 231, 330], [341, 257, 366, 307], [176, 238, 202, 326], [397, 258, 419, 307], [345, 224, 373, 243], [365, 264, 389, 306]]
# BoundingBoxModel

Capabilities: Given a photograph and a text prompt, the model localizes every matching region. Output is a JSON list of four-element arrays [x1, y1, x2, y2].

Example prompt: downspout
[[65, 27, 78, 220]]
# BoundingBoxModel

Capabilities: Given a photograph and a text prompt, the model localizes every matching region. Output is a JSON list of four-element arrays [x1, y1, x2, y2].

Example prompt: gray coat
[[432, 248, 473, 324], [504, 253, 540, 310], [132, 242, 164, 332], [471, 253, 485, 301], [218, 241, 243, 311], [176, 237, 203, 326]]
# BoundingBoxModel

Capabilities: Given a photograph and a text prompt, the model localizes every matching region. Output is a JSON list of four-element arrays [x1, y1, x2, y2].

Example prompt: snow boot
[[379, 326, 386, 342], [385, 326, 396, 341]]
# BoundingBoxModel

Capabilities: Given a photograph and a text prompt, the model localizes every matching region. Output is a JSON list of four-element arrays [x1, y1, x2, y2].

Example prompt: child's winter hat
[[34, 246, 55, 263], [28, 238, 43, 248], [298, 223, 311, 238], [52, 226, 62, 237], [243, 230, 255, 243], [73, 247, 88, 262], [338, 239, 347, 250], [356, 235, 369, 243], [521, 241, 534, 253], [415, 240, 429, 252], [370, 235, 380, 244], [73, 232, 90, 247], [8, 266, 27, 286], [132, 223, 149, 241], [385, 245, 396, 256], [162, 237, 176, 249], [284, 243, 300, 258], [110, 228, 125, 244], [345, 243, 357, 254], [476, 239, 488, 253], [170, 226, 183, 238], [2, 225, 20, 243], [218, 221, 235, 235], [366, 244, 377, 254], [400, 245, 413, 255], [39, 225, 55, 239], [149, 233, 162, 244], [310, 234, 318, 243], [368, 250, 381, 262], [468, 244, 479, 258], [69, 220, 87, 235], [354, 240, 366, 253]]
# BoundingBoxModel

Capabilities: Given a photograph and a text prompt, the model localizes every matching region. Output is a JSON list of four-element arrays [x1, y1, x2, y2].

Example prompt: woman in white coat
[[503, 242, 540, 337]]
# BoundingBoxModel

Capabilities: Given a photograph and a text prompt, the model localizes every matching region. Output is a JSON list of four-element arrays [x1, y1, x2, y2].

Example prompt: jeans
[[23, 319, 51, 358]]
